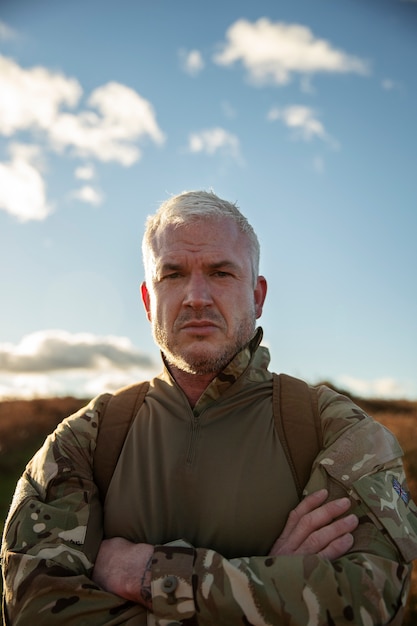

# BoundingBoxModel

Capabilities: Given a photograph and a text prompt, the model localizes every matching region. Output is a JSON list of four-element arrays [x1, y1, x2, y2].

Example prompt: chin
[[178, 345, 236, 375]]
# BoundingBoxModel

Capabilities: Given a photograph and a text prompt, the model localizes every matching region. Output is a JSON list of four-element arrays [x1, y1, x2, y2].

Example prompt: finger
[[280, 495, 352, 549], [270, 509, 358, 557], [295, 513, 359, 557], [317, 532, 355, 560], [295, 489, 329, 518], [278, 489, 329, 540]]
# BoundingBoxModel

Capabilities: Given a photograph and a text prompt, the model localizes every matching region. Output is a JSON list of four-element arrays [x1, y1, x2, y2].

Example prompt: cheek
[[147, 293, 162, 323], [232, 290, 256, 311], [152, 292, 178, 324]]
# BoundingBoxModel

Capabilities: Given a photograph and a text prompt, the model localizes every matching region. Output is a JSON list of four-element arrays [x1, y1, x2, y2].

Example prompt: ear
[[254, 276, 267, 319], [140, 281, 152, 321]]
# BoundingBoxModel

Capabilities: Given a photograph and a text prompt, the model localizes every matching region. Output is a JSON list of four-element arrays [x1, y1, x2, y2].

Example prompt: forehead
[[153, 217, 248, 260]]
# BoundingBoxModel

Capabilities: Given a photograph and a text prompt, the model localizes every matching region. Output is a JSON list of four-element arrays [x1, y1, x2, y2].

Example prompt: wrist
[[138, 552, 153, 610]]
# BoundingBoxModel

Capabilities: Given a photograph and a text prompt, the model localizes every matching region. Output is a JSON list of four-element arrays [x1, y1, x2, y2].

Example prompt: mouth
[[180, 320, 219, 334], [181, 320, 217, 328]]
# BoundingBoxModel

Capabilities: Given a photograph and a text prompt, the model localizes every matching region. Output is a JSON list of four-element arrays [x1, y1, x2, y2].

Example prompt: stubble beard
[[152, 314, 257, 375]]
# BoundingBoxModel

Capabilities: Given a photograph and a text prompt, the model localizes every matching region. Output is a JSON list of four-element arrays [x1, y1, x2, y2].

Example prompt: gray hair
[[142, 190, 260, 283]]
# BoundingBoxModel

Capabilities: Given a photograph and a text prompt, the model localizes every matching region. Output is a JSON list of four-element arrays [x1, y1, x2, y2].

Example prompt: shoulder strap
[[272, 373, 322, 498], [94, 381, 149, 503]]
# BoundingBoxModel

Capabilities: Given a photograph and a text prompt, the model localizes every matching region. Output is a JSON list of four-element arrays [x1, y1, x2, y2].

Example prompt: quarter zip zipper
[[186, 413, 201, 465]]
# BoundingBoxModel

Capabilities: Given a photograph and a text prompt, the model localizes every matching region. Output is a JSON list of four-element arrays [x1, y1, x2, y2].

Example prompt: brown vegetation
[[0, 396, 87, 455], [0, 392, 416, 622]]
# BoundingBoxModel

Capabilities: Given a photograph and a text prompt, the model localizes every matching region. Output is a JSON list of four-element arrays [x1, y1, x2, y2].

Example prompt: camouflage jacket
[[2, 332, 417, 625]]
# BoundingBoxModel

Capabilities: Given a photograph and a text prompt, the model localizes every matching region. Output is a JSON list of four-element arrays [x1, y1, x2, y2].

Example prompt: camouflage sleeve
[[147, 389, 417, 626], [1, 397, 147, 626]]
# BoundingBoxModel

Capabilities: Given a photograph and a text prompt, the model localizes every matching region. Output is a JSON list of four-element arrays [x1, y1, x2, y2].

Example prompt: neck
[[168, 366, 218, 407]]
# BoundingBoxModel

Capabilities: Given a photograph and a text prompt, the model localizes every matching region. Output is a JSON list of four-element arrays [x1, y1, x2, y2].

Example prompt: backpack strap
[[94, 381, 149, 503], [272, 373, 322, 498]]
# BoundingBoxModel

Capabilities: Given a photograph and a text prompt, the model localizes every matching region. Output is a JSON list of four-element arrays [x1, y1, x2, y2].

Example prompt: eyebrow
[[159, 262, 182, 272], [207, 260, 240, 271], [159, 260, 240, 273]]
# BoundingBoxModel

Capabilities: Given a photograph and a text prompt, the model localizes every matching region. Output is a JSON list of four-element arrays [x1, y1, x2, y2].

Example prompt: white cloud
[[0, 56, 165, 221], [0, 21, 18, 40], [0, 55, 81, 136], [75, 164, 96, 180], [0, 329, 159, 399], [0, 373, 66, 400], [179, 49, 205, 76], [82, 369, 154, 397], [337, 375, 411, 399], [0, 367, 157, 400], [214, 18, 369, 86], [0, 143, 52, 221], [0, 330, 155, 373], [47, 81, 166, 165], [0, 56, 165, 166], [71, 185, 104, 206], [188, 127, 243, 162], [267, 105, 338, 147]]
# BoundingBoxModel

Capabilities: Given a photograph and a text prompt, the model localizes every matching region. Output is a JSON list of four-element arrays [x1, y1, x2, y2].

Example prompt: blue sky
[[0, 0, 416, 400]]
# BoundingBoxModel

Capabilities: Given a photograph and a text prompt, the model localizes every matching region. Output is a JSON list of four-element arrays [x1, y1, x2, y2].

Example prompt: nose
[[182, 273, 213, 309]]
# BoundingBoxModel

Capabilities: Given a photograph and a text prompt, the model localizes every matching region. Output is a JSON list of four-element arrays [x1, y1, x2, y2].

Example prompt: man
[[2, 190, 417, 625]]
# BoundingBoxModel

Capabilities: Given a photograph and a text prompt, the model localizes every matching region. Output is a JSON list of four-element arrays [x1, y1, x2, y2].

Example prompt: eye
[[164, 272, 182, 280], [212, 270, 232, 278]]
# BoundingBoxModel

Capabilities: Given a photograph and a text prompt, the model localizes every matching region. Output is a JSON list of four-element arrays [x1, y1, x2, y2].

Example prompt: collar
[[162, 327, 271, 414]]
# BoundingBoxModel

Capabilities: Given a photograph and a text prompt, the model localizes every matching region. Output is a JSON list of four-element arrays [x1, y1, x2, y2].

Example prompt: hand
[[92, 537, 153, 610], [269, 489, 358, 560]]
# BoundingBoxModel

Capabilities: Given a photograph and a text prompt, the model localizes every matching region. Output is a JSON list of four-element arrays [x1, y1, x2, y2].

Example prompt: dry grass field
[[0, 391, 416, 623]]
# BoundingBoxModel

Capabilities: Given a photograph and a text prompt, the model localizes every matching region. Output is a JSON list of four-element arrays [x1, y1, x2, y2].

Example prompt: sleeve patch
[[353, 470, 417, 563]]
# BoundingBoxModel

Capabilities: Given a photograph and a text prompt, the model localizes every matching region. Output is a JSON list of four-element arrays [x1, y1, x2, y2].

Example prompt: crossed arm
[[3, 398, 416, 624], [93, 489, 358, 611]]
